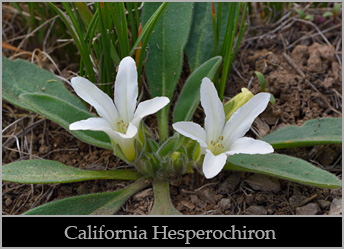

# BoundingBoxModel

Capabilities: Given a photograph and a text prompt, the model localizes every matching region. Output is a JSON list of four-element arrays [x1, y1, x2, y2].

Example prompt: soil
[[2, 9, 342, 215]]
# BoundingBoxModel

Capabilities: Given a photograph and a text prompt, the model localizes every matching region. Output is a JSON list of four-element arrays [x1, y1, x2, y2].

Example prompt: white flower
[[173, 77, 273, 179], [69, 56, 170, 162]]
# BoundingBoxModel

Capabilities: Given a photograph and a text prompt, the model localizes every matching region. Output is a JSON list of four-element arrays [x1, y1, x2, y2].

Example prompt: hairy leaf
[[2, 57, 87, 112], [173, 56, 222, 122], [3, 159, 142, 184], [24, 177, 151, 215], [142, 2, 193, 139], [262, 118, 342, 149], [225, 153, 341, 189], [20, 93, 112, 149]]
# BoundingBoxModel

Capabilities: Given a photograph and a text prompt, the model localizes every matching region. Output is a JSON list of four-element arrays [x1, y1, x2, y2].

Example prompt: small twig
[[2, 119, 45, 147], [2, 113, 35, 133], [282, 52, 306, 78], [194, 182, 219, 192], [287, 23, 342, 51]]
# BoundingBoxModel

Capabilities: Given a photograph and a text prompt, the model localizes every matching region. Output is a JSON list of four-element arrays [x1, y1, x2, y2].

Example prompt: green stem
[[157, 108, 169, 141], [150, 179, 181, 215]]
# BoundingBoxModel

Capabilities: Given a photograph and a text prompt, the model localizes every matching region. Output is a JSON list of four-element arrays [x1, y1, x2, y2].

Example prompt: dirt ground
[[2, 9, 342, 215]]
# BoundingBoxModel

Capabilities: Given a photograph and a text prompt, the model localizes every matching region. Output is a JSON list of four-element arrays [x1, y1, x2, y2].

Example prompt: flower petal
[[71, 77, 119, 125], [69, 117, 137, 140], [132, 96, 170, 127], [116, 122, 138, 139], [111, 122, 137, 162], [69, 117, 112, 131], [172, 121, 207, 148], [114, 56, 138, 123], [202, 150, 227, 179], [69, 117, 137, 161], [222, 92, 270, 149], [225, 137, 274, 155], [200, 78, 225, 144]]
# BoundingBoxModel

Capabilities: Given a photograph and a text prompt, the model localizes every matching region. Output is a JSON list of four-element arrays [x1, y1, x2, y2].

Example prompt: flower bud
[[224, 88, 253, 121], [168, 151, 185, 176]]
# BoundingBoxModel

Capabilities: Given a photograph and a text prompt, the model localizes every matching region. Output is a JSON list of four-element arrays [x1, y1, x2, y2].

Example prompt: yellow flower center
[[116, 119, 129, 134], [209, 135, 225, 155]]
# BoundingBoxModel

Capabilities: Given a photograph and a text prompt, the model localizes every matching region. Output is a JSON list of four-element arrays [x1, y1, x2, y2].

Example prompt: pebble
[[329, 198, 342, 215], [5, 198, 12, 207], [289, 194, 307, 206], [246, 205, 267, 215], [198, 188, 216, 204], [218, 172, 241, 194], [318, 200, 331, 210], [296, 203, 321, 215], [245, 174, 281, 193], [217, 198, 231, 211]]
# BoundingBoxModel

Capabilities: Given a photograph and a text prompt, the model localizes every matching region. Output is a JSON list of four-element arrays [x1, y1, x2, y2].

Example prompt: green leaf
[[184, 3, 230, 72], [333, 3, 342, 14], [262, 118, 342, 149], [2, 159, 142, 184], [305, 15, 314, 21], [173, 56, 222, 122], [48, 3, 96, 82], [150, 180, 181, 215], [323, 11, 334, 17], [225, 154, 341, 189], [142, 2, 193, 139], [2, 57, 111, 149], [255, 71, 266, 91], [74, 2, 93, 26], [2, 57, 87, 113], [157, 136, 179, 157], [133, 3, 169, 83], [24, 176, 151, 215], [295, 9, 305, 18], [19, 93, 112, 150]]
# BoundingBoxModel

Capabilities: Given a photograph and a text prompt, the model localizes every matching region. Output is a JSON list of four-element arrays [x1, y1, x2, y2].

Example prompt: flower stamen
[[116, 120, 129, 134], [210, 135, 225, 155]]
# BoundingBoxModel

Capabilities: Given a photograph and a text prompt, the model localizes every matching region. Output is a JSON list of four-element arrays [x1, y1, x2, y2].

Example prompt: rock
[[289, 194, 307, 206], [246, 205, 267, 215], [318, 200, 331, 210], [296, 203, 321, 215], [245, 174, 280, 193], [5, 198, 12, 207], [198, 187, 217, 204], [218, 172, 241, 194], [217, 198, 231, 211], [329, 198, 342, 215], [189, 194, 199, 204]]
